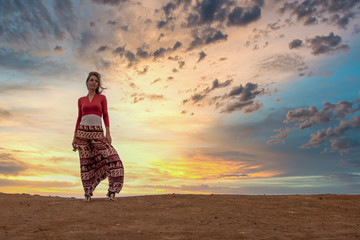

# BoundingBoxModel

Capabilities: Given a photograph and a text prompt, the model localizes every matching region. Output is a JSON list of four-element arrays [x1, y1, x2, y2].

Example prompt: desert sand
[[0, 192, 359, 239]]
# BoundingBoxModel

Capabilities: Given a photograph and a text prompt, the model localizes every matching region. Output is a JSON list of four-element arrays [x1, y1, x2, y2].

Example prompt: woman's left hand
[[106, 135, 112, 145]]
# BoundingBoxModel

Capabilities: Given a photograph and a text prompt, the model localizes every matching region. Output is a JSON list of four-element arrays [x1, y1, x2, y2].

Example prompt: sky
[[0, 0, 360, 197]]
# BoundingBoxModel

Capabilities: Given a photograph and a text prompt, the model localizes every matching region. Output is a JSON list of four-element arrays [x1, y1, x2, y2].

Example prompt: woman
[[72, 71, 124, 202]]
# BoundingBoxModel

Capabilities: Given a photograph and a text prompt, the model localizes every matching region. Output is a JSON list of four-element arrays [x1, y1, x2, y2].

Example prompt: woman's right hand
[[72, 136, 77, 151]]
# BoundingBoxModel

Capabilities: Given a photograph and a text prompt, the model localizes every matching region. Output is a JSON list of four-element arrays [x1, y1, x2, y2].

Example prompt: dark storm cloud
[[289, 39, 303, 49], [0, 153, 27, 176], [279, 0, 360, 28], [307, 32, 349, 55], [92, 0, 128, 5], [0, 0, 77, 45]]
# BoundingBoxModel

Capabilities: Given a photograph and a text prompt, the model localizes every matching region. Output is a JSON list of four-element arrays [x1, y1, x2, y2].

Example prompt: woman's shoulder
[[98, 93, 107, 99]]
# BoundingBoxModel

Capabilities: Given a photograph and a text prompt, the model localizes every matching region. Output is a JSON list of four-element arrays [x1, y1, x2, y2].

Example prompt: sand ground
[[0, 192, 359, 240]]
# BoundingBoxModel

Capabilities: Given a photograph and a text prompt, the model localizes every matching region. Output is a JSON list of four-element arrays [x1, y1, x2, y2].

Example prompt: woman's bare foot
[[83, 195, 91, 202], [107, 191, 117, 201]]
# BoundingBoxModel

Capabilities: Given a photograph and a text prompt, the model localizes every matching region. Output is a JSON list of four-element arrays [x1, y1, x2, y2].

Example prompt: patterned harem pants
[[73, 125, 124, 197]]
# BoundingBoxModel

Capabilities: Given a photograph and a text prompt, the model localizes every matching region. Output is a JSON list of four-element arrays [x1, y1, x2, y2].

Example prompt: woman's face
[[87, 75, 99, 91]]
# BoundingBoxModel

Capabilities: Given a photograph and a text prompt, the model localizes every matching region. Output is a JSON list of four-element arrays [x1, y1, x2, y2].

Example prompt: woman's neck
[[88, 90, 96, 96]]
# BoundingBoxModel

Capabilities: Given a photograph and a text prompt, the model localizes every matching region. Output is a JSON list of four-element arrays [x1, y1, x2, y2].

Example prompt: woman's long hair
[[86, 71, 107, 94]]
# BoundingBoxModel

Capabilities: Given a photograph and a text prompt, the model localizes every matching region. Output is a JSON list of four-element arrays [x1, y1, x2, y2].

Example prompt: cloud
[[266, 139, 285, 145], [178, 61, 185, 69], [272, 93, 360, 155], [258, 53, 305, 73], [180, 0, 263, 27], [284, 98, 360, 126], [113, 41, 183, 67], [183, 78, 233, 105], [307, 32, 349, 55], [0, 107, 12, 120], [0, 0, 77, 46], [92, 0, 128, 6], [0, 48, 42, 70], [227, 5, 262, 26], [198, 51, 207, 62], [0, 47, 70, 81], [54, 45, 64, 52], [300, 116, 360, 152], [188, 28, 228, 50], [219, 82, 265, 114], [0, 178, 77, 188], [0, 153, 27, 176], [132, 93, 165, 103], [267, 127, 291, 145], [289, 39, 302, 49], [136, 66, 149, 75], [279, 0, 360, 28], [325, 173, 360, 183], [97, 45, 109, 52], [341, 159, 360, 168], [329, 138, 359, 155]]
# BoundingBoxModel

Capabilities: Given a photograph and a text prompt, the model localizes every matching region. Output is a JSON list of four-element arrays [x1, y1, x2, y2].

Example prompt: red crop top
[[74, 94, 109, 132]]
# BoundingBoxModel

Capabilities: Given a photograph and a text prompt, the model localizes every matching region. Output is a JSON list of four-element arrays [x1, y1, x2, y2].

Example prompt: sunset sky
[[1, 0, 360, 197]]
